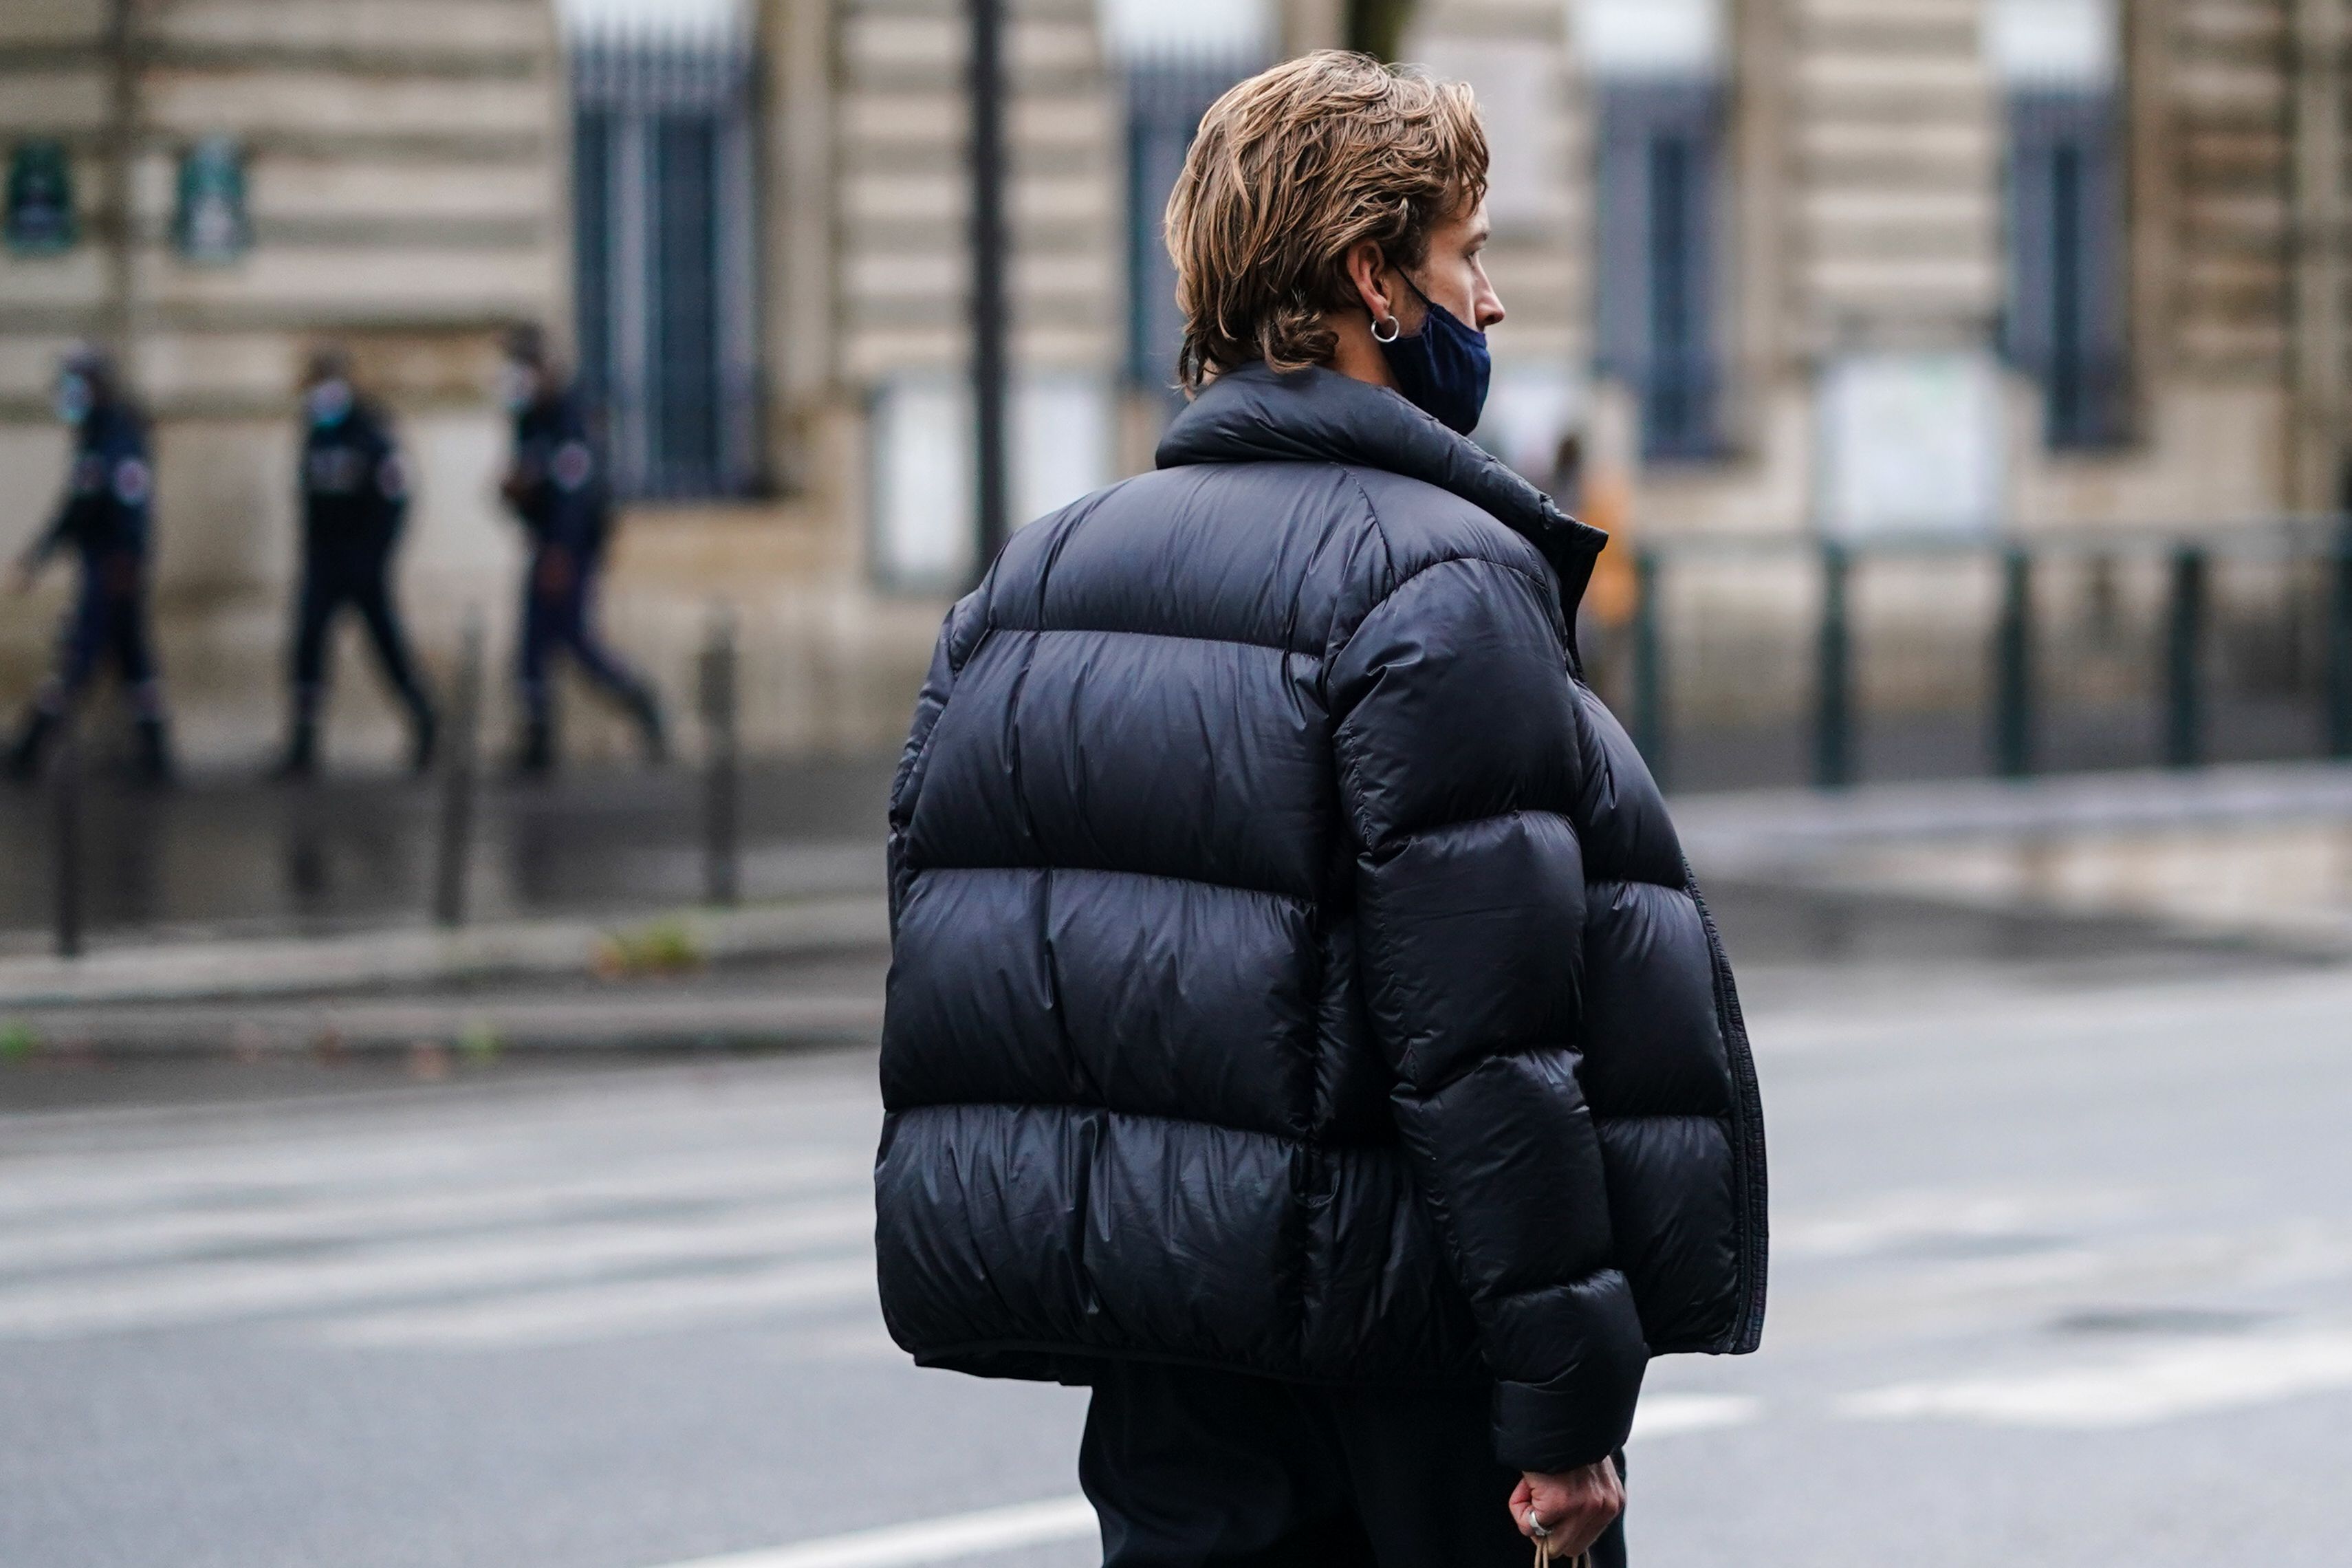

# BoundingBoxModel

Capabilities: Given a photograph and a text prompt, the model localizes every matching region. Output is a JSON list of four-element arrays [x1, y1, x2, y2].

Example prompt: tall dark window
[[2003, 91, 2126, 449], [1595, 83, 1724, 461], [1121, 59, 1255, 397], [573, 38, 760, 499]]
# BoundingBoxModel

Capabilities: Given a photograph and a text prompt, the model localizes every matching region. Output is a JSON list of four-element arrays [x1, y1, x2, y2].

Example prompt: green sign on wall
[[173, 135, 252, 265], [4, 140, 78, 257]]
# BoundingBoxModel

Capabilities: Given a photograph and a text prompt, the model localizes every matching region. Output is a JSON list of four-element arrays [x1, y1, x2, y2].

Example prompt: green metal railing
[[1623, 518, 2352, 792]]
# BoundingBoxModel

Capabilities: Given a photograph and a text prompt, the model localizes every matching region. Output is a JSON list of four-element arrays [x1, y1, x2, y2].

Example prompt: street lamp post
[[968, 0, 1011, 584]]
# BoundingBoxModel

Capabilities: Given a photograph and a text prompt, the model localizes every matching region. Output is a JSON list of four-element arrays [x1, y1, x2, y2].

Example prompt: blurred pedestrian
[[875, 52, 1766, 1568], [496, 325, 665, 774], [270, 347, 438, 780], [1549, 428, 1586, 516], [6, 345, 172, 784]]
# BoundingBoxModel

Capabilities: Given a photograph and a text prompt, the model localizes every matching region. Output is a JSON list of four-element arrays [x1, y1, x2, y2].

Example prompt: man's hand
[[1510, 1459, 1623, 1558]]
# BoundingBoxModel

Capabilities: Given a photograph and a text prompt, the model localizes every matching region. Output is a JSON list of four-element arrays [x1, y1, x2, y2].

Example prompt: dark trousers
[[290, 558, 429, 722], [517, 554, 653, 724], [1080, 1363, 1629, 1568], [45, 566, 161, 715]]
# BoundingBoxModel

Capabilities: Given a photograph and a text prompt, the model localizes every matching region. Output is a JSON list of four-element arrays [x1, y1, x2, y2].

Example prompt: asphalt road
[[3, 891, 2349, 1568]]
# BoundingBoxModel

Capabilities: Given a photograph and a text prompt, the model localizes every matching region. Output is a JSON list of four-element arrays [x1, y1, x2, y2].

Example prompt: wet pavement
[[0, 756, 897, 952]]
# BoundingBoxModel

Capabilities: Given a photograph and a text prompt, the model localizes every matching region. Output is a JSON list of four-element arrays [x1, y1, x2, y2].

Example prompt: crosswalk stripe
[[0, 1199, 873, 1340], [0, 1156, 870, 1276], [642, 1495, 1098, 1568], [1628, 1393, 1762, 1440], [0, 1123, 875, 1223], [1839, 1330, 2352, 1428], [317, 1256, 877, 1348]]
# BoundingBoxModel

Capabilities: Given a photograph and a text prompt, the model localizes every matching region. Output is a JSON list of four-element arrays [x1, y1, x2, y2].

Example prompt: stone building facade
[[2, 0, 2347, 767]]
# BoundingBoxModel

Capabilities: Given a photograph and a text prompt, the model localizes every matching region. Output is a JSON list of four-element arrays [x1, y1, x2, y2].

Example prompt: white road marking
[[0, 1199, 873, 1340], [318, 1256, 876, 1348], [0, 1157, 870, 1276], [644, 1495, 1097, 1568], [1839, 1331, 2352, 1428], [1776, 1186, 2148, 1261], [1629, 1393, 1762, 1440]]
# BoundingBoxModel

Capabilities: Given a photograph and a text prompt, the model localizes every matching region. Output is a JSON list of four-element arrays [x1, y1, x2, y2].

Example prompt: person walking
[[6, 345, 172, 784], [876, 52, 1767, 1567], [270, 347, 438, 779], [496, 326, 666, 775]]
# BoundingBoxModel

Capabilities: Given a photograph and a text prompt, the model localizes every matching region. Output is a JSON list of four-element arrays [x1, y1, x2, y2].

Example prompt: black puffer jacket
[[877, 363, 1766, 1472]]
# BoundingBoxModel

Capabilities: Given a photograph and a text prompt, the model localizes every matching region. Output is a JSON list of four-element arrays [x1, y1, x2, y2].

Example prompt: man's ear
[[1344, 240, 1393, 327]]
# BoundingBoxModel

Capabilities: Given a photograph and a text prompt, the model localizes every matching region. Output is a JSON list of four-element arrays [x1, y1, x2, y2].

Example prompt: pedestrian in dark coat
[[877, 53, 1766, 1567], [272, 347, 438, 778], [497, 326, 666, 774], [7, 345, 171, 783]]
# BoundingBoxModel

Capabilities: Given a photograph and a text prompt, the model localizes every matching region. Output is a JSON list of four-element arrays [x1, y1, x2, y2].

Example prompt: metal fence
[[1614, 519, 2352, 792]]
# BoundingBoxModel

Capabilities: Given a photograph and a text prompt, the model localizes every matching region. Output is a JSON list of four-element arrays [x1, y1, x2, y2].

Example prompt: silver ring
[[1525, 1507, 1547, 1535], [1371, 314, 1401, 344]]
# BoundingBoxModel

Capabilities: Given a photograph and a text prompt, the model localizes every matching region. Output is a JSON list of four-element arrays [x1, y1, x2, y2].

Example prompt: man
[[7, 345, 172, 784], [876, 54, 1766, 1567], [496, 326, 665, 774], [272, 347, 438, 779]]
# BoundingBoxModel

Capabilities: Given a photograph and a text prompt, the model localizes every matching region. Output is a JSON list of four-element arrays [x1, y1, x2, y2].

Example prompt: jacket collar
[[1155, 361, 1607, 617]]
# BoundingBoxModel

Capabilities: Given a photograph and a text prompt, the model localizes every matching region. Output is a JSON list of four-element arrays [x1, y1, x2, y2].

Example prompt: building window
[[1988, 0, 2128, 450], [1120, 62, 1245, 395], [1577, 0, 1728, 462], [571, 32, 761, 499], [1098, 1, 1270, 400], [1593, 82, 1725, 461], [2002, 92, 2126, 449]]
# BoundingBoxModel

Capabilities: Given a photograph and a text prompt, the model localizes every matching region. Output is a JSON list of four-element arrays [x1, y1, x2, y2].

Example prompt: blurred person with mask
[[496, 325, 665, 774], [7, 345, 172, 784], [875, 52, 1766, 1568], [271, 347, 438, 779]]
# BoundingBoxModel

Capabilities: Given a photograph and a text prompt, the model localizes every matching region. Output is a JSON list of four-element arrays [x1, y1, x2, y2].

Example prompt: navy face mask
[[1375, 273, 1491, 436]]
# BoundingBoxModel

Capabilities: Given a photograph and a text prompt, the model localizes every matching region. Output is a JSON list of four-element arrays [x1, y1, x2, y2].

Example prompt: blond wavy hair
[[1165, 51, 1488, 395]]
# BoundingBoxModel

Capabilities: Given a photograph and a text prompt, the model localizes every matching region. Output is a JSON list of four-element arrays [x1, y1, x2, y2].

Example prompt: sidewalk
[[4, 757, 2347, 1027], [1675, 760, 2352, 956], [0, 754, 895, 955]]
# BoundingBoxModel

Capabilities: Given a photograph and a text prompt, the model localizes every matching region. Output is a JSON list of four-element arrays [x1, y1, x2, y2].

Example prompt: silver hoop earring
[[1371, 314, 1401, 344]]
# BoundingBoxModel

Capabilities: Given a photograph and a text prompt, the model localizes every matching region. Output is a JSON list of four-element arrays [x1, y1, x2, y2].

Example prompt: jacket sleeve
[[1328, 551, 1647, 1474], [886, 587, 988, 927]]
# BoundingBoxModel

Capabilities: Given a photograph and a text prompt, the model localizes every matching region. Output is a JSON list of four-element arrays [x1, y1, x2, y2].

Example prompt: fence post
[[699, 607, 741, 908], [1992, 544, 2036, 778], [2165, 545, 2206, 769], [51, 711, 83, 960], [1631, 547, 1668, 787], [2329, 519, 2352, 759], [1814, 539, 1854, 790], [433, 612, 484, 928]]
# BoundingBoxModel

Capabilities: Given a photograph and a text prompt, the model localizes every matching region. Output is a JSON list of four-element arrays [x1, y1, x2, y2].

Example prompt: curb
[[0, 897, 890, 1010]]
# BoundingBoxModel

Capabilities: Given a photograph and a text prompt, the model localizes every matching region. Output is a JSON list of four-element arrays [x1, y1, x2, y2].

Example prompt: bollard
[[1992, 545, 2036, 778], [433, 613, 484, 928], [51, 712, 83, 960], [2328, 520, 2352, 759], [1631, 548, 1668, 787], [699, 607, 741, 908], [1814, 539, 1855, 790], [2164, 545, 2206, 769]]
